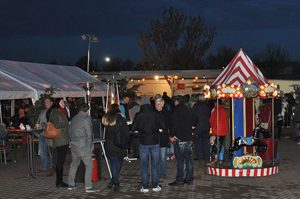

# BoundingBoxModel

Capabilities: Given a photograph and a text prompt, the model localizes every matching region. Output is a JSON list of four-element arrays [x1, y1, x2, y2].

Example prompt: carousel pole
[[216, 98, 219, 164], [272, 97, 275, 165]]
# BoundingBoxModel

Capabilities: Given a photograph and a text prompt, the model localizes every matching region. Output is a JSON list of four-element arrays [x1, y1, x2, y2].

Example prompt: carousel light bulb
[[154, 75, 159, 80], [130, 79, 134, 82], [195, 76, 199, 80], [174, 75, 178, 79], [181, 78, 184, 80], [142, 78, 145, 81]]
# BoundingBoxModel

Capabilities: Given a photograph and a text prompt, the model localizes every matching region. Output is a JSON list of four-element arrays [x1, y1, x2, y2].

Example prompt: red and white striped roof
[[213, 48, 268, 86]]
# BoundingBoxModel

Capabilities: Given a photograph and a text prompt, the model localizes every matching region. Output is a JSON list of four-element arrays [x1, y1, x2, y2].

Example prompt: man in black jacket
[[169, 96, 193, 186], [192, 93, 212, 161], [132, 103, 162, 193]]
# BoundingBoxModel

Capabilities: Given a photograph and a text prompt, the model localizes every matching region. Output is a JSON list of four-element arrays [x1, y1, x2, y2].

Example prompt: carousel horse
[[228, 126, 270, 160]]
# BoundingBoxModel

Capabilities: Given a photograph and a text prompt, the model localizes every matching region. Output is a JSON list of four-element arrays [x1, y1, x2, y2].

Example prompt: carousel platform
[[207, 165, 279, 177]]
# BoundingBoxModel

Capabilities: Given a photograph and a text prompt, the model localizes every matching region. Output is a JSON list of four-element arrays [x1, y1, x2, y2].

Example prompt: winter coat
[[47, 109, 69, 148], [156, 109, 171, 147], [209, 104, 228, 136], [192, 100, 212, 137], [170, 103, 193, 141], [103, 114, 129, 158], [132, 104, 161, 145], [69, 111, 93, 153]]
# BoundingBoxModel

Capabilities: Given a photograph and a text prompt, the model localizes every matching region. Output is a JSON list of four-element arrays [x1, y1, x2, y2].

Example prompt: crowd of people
[[2, 90, 300, 194]]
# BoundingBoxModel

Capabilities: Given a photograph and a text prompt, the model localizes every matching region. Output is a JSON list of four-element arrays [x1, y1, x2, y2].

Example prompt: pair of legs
[[54, 145, 68, 187], [174, 141, 193, 183], [139, 144, 160, 189], [108, 156, 123, 190], [194, 132, 209, 161], [68, 148, 93, 189]]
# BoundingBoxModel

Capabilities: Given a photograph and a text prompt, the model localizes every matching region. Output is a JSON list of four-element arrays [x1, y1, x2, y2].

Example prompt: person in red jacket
[[209, 99, 228, 165]]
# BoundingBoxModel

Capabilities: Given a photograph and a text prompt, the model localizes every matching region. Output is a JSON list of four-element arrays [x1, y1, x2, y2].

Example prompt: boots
[[55, 167, 68, 188], [113, 183, 120, 192]]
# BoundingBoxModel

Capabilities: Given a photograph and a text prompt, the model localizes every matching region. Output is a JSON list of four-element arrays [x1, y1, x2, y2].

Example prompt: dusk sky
[[1, 0, 300, 67]]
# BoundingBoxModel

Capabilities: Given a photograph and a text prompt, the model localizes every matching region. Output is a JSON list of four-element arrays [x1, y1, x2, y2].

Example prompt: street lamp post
[[81, 34, 98, 115], [81, 34, 98, 73]]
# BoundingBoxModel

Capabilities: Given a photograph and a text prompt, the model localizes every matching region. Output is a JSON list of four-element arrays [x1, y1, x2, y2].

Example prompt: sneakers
[[85, 188, 99, 193], [140, 187, 149, 193], [68, 185, 77, 190], [152, 185, 161, 192]]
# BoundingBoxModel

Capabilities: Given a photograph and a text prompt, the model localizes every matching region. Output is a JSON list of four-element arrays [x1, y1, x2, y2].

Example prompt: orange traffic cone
[[92, 154, 99, 182]]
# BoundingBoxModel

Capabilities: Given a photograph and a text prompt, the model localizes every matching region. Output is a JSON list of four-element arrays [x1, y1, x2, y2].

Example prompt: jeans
[[139, 144, 159, 188], [109, 156, 123, 185], [174, 141, 193, 182], [38, 135, 49, 170], [194, 132, 209, 160], [159, 147, 167, 178], [68, 147, 93, 189]]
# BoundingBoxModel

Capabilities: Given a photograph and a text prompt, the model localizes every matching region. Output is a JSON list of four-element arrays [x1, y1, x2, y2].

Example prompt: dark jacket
[[170, 103, 193, 141], [192, 100, 212, 137], [132, 104, 161, 145], [47, 108, 69, 148], [156, 109, 171, 147], [103, 114, 129, 158]]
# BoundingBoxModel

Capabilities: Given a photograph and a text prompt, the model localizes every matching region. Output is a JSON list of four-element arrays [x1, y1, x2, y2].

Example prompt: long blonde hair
[[101, 103, 120, 126]]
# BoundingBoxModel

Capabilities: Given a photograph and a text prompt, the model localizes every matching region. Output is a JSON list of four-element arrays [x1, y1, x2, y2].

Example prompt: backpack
[[114, 118, 130, 149]]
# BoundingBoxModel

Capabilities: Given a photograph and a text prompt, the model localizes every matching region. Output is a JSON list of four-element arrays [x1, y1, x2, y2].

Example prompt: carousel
[[205, 49, 282, 177]]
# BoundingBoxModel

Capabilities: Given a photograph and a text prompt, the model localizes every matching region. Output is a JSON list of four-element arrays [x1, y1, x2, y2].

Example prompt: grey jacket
[[69, 111, 93, 151]]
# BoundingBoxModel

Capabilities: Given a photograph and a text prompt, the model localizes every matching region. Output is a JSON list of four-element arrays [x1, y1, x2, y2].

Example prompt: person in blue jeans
[[36, 98, 53, 176], [102, 104, 130, 192], [132, 102, 162, 193], [154, 96, 171, 178], [169, 96, 193, 186]]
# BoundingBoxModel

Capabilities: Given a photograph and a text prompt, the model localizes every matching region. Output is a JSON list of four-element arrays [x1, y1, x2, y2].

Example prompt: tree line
[[48, 7, 296, 79]]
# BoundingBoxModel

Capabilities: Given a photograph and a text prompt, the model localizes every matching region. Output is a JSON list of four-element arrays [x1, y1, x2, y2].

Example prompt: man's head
[[79, 103, 90, 112], [173, 95, 182, 106], [44, 97, 54, 110], [155, 97, 165, 111]]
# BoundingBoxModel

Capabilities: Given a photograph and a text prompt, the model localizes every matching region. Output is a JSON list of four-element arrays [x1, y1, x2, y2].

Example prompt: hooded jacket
[[132, 104, 161, 145], [170, 103, 193, 141]]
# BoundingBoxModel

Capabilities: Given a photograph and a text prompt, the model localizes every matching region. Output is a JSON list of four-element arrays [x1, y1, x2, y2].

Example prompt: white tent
[[0, 60, 106, 100]]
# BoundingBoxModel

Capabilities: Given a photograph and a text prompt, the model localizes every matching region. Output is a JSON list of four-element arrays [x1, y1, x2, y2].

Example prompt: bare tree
[[255, 43, 290, 78], [138, 7, 216, 70], [206, 46, 236, 69]]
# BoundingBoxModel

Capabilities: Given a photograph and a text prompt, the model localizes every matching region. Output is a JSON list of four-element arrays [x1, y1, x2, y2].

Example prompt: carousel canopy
[[213, 49, 268, 86]]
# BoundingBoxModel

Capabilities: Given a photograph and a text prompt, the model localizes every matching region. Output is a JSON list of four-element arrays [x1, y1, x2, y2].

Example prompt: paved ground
[[1, 128, 300, 199]]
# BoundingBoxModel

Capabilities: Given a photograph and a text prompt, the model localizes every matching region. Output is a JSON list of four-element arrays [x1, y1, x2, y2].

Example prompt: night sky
[[1, 0, 300, 67]]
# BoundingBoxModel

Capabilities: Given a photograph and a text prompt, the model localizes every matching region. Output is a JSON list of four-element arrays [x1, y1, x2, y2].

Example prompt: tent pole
[[11, 99, 15, 117], [0, 101, 3, 124]]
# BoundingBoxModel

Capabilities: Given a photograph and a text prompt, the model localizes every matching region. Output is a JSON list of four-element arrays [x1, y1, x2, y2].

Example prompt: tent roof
[[212, 49, 268, 86], [0, 60, 106, 100], [0, 71, 36, 99]]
